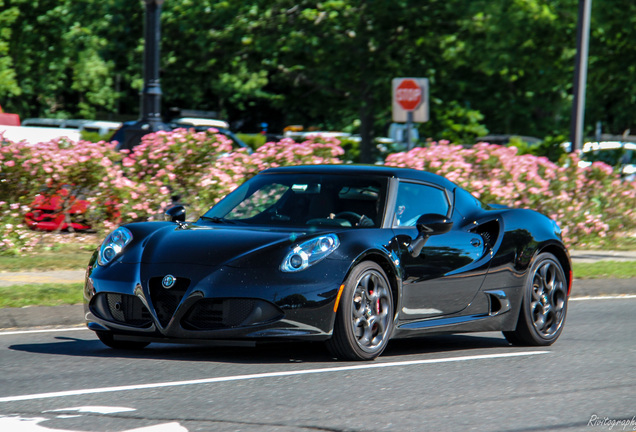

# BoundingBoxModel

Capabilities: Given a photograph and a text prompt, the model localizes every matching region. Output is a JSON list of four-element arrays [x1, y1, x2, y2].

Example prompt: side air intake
[[485, 290, 511, 316]]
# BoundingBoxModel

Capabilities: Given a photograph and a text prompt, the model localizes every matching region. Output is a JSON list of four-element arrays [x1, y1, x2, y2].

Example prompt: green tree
[[586, 0, 636, 136], [198, 0, 474, 162], [2, 0, 634, 151], [1, 0, 123, 118], [0, 1, 21, 100], [437, 0, 578, 139]]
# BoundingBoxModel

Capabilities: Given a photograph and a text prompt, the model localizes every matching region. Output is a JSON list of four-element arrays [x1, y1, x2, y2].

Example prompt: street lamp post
[[121, 0, 169, 151], [569, 0, 592, 153]]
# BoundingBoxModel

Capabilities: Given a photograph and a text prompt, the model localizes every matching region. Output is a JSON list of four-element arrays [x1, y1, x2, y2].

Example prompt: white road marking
[[0, 351, 548, 403], [0, 414, 187, 432], [570, 294, 636, 301], [45, 406, 136, 414], [0, 327, 87, 336]]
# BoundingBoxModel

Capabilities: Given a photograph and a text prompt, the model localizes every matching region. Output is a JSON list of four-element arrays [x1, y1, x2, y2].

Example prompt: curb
[[0, 270, 85, 287], [0, 304, 84, 330], [569, 249, 636, 263]]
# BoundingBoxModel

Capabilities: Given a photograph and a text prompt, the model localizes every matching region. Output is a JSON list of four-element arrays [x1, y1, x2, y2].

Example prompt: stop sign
[[395, 79, 422, 111]]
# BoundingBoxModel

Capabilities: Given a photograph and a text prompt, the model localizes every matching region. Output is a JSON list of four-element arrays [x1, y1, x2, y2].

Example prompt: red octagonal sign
[[395, 79, 422, 111]]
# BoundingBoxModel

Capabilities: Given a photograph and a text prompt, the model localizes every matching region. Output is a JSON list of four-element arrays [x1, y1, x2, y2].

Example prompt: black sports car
[[84, 165, 571, 360]]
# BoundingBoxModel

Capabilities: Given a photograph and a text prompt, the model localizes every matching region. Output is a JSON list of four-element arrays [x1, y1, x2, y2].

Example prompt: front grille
[[91, 293, 152, 327], [149, 276, 190, 327], [182, 298, 283, 331]]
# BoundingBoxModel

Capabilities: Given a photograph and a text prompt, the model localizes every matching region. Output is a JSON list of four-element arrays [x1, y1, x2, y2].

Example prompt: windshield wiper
[[200, 216, 236, 224]]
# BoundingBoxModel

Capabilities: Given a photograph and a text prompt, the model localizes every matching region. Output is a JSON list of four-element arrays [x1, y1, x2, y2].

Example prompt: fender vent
[[471, 220, 500, 250]]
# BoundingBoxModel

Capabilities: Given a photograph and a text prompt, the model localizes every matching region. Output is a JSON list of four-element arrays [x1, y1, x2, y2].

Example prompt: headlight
[[98, 227, 133, 266], [281, 234, 340, 272]]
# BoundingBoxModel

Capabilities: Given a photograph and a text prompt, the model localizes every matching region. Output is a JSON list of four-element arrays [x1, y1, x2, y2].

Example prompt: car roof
[[80, 120, 122, 128], [582, 141, 636, 152], [261, 165, 458, 190], [21, 118, 91, 128], [174, 117, 230, 129]]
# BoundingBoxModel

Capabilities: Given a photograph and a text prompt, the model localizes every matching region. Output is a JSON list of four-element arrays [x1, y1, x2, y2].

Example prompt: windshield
[[202, 173, 387, 228]]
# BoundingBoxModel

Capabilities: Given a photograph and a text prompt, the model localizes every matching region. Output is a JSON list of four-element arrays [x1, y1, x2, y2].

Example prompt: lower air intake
[[182, 298, 283, 330], [91, 293, 152, 327]]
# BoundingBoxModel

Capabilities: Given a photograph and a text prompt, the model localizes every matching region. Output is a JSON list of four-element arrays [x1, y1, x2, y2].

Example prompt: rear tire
[[504, 252, 568, 346], [96, 331, 150, 350], [327, 262, 394, 360]]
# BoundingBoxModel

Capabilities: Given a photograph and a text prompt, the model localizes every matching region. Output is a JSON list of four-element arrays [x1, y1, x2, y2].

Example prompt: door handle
[[470, 238, 482, 247]]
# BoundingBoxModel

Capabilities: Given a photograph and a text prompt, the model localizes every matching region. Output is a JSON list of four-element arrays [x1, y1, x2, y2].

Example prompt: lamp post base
[[117, 119, 170, 151]]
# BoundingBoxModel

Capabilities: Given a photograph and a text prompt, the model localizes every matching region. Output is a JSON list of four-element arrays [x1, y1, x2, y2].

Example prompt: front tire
[[327, 262, 394, 360], [504, 252, 568, 346], [96, 331, 150, 350]]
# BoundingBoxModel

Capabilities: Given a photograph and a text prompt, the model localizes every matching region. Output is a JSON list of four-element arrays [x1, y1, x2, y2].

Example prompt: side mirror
[[409, 213, 453, 258], [165, 205, 186, 223], [415, 213, 453, 236]]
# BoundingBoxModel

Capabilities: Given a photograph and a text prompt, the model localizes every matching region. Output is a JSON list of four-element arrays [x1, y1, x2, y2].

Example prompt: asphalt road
[[0, 296, 634, 432]]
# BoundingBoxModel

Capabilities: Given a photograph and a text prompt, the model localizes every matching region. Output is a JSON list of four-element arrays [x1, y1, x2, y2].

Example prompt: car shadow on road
[[8, 331, 512, 364]]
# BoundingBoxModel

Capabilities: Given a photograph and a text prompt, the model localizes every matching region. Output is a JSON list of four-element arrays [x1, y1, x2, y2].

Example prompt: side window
[[393, 182, 450, 227]]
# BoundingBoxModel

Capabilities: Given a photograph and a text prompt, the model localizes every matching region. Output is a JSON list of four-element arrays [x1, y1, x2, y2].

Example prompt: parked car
[[171, 117, 229, 129], [79, 121, 122, 139], [111, 119, 251, 153], [0, 125, 81, 144], [21, 118, 91, 129], [578, 141, 636, 181], [85, 165, 571, 360], [477, 134, 542, 146], [168, 120, 252, 153]]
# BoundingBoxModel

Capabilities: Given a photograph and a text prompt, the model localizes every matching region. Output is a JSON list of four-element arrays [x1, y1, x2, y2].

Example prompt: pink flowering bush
[[0, 131, 343, 255], [0, 136, 127, 254], [385, 141, 636, 247], [2, 131, 632, 255], [118, 130, 344, 219]]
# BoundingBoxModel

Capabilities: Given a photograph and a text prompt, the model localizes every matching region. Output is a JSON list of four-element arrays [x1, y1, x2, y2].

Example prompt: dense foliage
[[1, 131, 634, 255], [1, 0, 635, 162], [0, 131, 343, 254], [385, 142, 636, 247]]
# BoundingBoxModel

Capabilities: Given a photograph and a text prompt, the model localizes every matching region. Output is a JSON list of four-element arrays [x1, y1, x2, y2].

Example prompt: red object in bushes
[[24, 187, 92, 232], [0, 113, 20, 126], [0, 104, 20, 126]]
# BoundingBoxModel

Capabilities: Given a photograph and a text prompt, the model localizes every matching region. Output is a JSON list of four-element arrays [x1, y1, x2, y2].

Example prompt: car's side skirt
[[393, 311, 515, 337], [392, 288, 521, 338]]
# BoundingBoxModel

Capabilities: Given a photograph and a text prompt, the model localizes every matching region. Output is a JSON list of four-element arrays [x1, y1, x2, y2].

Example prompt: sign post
[[392, 77, 429, 150]]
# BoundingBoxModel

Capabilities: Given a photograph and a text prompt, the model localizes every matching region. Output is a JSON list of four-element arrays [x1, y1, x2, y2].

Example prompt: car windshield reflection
[[202, 174, 387, 228]]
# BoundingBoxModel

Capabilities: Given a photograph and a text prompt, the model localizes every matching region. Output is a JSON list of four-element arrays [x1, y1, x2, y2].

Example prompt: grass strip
[[0, 283, 83, 308], [572, 260, 636, 279], [0, 250, 93, 272]]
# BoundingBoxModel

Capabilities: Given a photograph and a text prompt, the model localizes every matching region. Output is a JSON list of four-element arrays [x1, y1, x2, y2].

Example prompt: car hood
[[126, 223, 308, 268]]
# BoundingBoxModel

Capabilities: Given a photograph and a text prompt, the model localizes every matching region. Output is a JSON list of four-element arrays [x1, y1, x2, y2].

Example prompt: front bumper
[[84, 259, 348, 342]]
